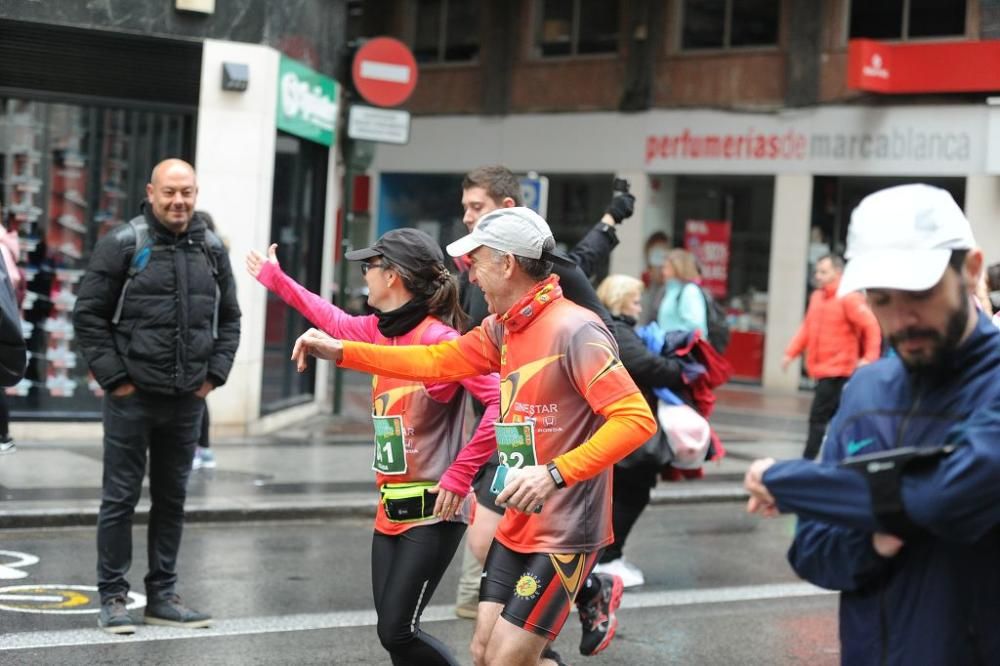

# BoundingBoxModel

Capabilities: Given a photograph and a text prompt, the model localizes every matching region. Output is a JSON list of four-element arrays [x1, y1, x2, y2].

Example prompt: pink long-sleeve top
[[256, 261, 500, 533]]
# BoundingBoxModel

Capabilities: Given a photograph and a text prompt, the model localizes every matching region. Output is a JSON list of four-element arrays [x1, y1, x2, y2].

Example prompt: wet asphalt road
[[1, 504, 839, 664]]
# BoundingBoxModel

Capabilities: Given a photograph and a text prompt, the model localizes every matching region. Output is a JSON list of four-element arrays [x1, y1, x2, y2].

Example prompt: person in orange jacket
[[782, 254, 881, 459]]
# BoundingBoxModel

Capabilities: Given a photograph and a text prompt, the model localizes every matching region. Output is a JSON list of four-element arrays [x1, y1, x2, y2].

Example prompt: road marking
[[0, 585, 146, 614], [0, 582, 833, 650], [0, 550, 40, 580]]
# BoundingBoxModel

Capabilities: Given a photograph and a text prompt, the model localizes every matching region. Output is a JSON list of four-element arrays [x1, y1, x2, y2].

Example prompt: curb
[[0, 486, 749, 529]]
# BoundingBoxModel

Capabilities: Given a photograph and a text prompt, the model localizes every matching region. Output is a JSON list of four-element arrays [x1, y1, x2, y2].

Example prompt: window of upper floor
[[680, 0, 780, 51], [848, 0, 967, 40], [535, 0, 621, 57], [413, 0, 480, 64]]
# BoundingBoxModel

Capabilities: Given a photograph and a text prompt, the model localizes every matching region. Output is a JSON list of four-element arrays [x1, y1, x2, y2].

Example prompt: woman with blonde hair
[[656, 248, 707, 337], [593, 274, 688, 588]]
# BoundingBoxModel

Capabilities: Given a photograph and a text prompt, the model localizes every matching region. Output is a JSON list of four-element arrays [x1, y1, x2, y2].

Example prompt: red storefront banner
[[683, 220, 730, 300], [847, 38, 1000, 94]]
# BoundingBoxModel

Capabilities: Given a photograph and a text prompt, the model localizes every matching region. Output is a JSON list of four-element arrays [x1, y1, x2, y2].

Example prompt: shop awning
[[847, 38, 1000, 94]]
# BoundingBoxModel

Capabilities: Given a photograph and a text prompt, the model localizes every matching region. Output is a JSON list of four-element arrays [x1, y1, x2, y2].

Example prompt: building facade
[[0, 1, 348, 436], [355, 0, 1000, 389]]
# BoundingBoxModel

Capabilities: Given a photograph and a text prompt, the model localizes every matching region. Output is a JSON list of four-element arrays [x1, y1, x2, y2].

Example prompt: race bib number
[[494, 420, 537, 469], [372, 414, 407, 474]]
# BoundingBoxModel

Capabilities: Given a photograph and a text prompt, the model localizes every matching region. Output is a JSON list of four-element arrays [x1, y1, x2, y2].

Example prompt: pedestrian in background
[[593, 274, 688, 588], [192, 210, 222, 471], [745, 184, 1000, 665], [655, 248, 707, 337], [0, 195, 25, 453], [248, 228, 500, 666], [782, 254, 881, 459], [73, 159, 241, 635]]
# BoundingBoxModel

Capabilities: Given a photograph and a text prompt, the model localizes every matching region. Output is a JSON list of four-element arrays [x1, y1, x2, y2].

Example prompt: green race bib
[[372, 414, 407, 474], [494, 420, 537, 469]]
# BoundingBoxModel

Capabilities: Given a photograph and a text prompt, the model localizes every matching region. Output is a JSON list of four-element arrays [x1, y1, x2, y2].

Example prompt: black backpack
[[675, 283, 730, 353], [111, 217, 223, 339]]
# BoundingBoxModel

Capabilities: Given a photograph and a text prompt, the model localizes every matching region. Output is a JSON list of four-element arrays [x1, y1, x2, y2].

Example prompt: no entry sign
[[352, 37, 418, 107]]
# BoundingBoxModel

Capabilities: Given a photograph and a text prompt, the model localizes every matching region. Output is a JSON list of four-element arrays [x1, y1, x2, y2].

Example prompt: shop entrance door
[[259, 133, 327, 414]]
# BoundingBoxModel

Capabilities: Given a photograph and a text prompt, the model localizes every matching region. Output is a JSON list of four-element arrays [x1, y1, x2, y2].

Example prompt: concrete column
[[762, 175, 812, 391], [964, 175, 1000, 263], [195, 40, 280, 435]]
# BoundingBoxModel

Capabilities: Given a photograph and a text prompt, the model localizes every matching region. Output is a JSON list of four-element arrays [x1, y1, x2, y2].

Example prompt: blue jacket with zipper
[[763, 312, 1000, 666]]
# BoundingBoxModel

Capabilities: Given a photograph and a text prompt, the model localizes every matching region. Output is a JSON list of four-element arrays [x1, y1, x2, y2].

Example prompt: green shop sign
[[277, 56, 338, 146]]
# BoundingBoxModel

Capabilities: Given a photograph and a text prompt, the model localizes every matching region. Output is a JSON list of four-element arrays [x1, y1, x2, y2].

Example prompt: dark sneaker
[[578, 573, 624, 656], [143, 595, 212, 628], [98, 596, 136, 635], [0, 436, 15, 454]]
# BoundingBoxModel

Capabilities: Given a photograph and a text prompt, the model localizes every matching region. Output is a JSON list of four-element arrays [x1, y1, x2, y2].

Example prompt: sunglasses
[[361, 261, 384, 276]]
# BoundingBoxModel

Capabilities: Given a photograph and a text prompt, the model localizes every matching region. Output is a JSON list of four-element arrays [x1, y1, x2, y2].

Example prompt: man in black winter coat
[[73, 159, 241, 635]]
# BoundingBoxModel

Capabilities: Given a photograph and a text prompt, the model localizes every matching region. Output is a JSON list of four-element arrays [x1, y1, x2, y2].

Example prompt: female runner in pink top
[[248, 228, 499, 666]]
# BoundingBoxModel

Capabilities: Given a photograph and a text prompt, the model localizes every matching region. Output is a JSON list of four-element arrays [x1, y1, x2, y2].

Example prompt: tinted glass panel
[[413, 0, 442, 63], [539, 0, 573, 56], [849, 0, 904, 39], [578, 0, 619, 54], [731, 0, 779, 47], [444, 0, 480, 60], [682, 0, 726, 49], [909, 0, 966, 37]]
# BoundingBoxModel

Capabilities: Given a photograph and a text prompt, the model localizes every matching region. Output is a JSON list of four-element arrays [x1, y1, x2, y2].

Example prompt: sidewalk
[[0, 382, 811, 529]]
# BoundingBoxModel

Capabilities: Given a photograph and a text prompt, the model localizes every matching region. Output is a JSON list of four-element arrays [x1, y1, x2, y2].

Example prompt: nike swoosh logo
[[846, 438, 874, 455]]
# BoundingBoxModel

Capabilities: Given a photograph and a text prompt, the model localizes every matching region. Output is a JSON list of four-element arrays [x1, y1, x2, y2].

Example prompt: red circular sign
[[352, 37, 418, 108]]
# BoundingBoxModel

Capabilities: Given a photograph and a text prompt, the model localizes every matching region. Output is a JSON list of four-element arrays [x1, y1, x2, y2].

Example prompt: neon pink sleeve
[[256, 261, 379, 343]]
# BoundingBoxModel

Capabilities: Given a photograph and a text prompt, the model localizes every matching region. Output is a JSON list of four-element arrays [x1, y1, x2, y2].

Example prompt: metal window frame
[[843, 0, 970, 44], [676, 0, 781, 53]]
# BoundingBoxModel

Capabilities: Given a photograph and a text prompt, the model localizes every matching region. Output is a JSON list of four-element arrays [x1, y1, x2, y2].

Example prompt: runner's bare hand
[[246, 243, 279, 278], [429, 484, 464, 521], [873, 532, 904, 558], [496, 465, 556, 514], [744, 457, 779, 516], [291, 328, 344, 371]]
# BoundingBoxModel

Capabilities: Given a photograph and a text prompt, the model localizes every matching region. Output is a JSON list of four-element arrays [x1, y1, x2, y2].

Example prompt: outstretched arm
[[249, 244, 377, 342]]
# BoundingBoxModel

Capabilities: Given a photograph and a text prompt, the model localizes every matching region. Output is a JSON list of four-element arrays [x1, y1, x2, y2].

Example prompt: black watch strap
[[547, 461, 566, 489]]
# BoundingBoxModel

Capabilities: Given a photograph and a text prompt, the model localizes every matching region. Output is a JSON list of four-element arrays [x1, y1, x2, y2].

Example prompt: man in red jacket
[[783, 254, 881, 459]]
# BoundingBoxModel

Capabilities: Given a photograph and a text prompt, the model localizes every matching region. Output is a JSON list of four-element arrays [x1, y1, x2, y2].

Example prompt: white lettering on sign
[[646, 127, 971, 164], [0, 550, 39, 580], [281, 73, 337, 130], [360, 60, 411, 84], [862, 53, 890, 80]]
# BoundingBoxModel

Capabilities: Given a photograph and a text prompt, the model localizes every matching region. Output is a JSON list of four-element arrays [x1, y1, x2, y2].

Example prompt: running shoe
[[578, 572, 624, 656], [592, 557, 645, 588], [192, 447, 216, 470], [0, 436, 14, 454]]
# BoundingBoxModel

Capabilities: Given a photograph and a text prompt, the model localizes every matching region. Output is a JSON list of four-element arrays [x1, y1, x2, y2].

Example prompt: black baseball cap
[[344, 227, 444, 272]]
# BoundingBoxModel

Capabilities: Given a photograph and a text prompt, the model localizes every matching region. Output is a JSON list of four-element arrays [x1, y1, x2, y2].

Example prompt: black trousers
[[96, 390, 203, 603], [371, 521, 466, 666], [599, 465, 658, 564], [804, 377, 848, 460]]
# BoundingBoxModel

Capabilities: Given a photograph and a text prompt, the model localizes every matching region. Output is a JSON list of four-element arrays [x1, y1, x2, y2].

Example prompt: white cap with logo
[[838, 184, 975, 297], [446, 206, 574, 265]]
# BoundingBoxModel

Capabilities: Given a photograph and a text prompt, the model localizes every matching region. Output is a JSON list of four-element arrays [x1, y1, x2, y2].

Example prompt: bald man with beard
[[73, 159, 241, 635]]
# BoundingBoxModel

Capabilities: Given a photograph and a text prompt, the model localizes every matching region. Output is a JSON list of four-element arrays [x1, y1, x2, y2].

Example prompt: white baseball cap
[[446, 207, 574, 266], [838, 184, 975, 296]]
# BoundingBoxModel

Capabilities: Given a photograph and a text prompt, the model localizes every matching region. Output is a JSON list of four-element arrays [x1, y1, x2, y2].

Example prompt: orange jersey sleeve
[[551, 392, 656, 486], [339, 325, 501, 382]]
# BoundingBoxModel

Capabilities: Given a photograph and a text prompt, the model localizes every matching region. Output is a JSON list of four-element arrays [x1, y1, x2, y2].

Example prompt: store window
[[680, 0, 780, 50], [536, 0, 620, 57], [0, 98, 193, 419], [673, 175, 774, 383], [259, 133, 328, 415], [413, 0, 480, 63], [848, 0, 967, 40]]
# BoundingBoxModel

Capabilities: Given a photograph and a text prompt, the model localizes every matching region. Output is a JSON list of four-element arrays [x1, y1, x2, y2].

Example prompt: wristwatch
[[546, 461, 566, 489]]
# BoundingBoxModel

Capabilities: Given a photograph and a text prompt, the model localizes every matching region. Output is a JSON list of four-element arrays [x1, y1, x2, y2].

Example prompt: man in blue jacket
[[744, 183, 1000, 666]]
